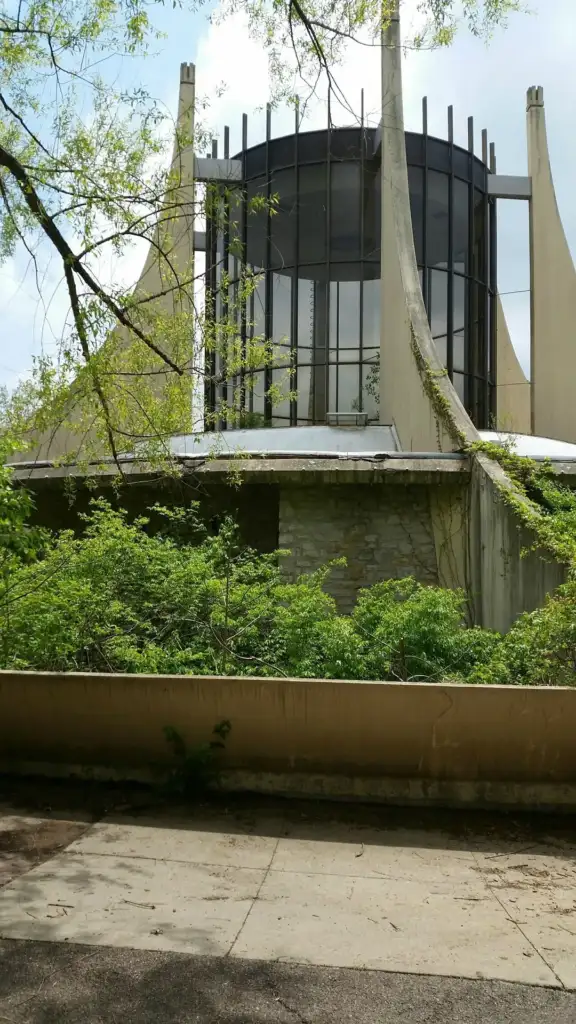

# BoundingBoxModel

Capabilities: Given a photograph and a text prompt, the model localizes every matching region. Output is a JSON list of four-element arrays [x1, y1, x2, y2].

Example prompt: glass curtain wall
[[205, 126, 495, 429]]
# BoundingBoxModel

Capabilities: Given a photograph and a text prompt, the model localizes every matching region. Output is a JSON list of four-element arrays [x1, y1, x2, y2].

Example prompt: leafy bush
[[352, 578, 499, 682], [469, 580, 576, 687], [1, 486, 576, 686]]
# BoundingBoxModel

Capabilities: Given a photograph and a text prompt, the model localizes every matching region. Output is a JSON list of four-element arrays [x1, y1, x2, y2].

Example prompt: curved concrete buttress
[[379, 6, 478, 453], [496, 294, 531, 433], [22, 63, 196, 463], [528, 86, 576, 443]]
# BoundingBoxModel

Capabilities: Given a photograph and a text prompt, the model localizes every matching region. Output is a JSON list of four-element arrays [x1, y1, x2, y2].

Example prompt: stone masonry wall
[[279, 484, 439, 612]]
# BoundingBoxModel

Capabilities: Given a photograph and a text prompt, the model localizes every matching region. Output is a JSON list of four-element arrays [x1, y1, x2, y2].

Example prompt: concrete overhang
[[10, 454, 471, 488]]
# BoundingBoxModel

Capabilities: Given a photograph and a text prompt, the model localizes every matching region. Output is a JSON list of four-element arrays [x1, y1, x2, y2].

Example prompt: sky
[[1, 0, 575, 389]]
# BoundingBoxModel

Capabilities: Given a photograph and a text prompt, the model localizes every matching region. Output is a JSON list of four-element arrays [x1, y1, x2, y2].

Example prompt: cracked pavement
[[0, 792, 576, 1020]]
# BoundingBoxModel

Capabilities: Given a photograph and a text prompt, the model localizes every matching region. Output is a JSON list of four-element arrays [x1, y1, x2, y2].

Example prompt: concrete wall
[[279, 484, 438, 610], [1, 672, 575, 806], [468, 453, 566, 632]]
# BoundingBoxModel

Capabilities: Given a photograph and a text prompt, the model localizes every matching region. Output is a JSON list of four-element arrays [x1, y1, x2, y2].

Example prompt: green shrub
[[2, 485, 576, 686], [352, 577, 499, 682]]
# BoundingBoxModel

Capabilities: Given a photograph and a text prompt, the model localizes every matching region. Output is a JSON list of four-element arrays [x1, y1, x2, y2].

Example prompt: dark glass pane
[[473, 189, 487, 282], [249, 275, 266, 342], [298, 164, 327, 263], [331, 162, 361, 261], [270, 168, 296, 268], [330, 128, 362, 160], [298, 131, 328, 163], [408, 165, 424, 264], [365, 127, 378, 159], [429, 269, 448, 340], [452, 147, 470, 181], [453, 179, 469, 274], [405, 132, 423, 165], [453, 275, 466, 372], [427, 138, 451, 173], [470, 280, 486, 380], [473, 157, 487, 188], [296, 364, 312, 422], [269, 134, 294, 171], [454, 274, 466, 333], [328, 261, 363, 282], [337, 363, 360, 413], [435, 336, 447, 367], [270, 365, 291, 424], [249, 369, 265, 416], [246, 177, 267, 269], [453, 372, 465, 402], [244, 143, 266, 179], [297, 277, 314, 347], [426, 171, 449, 269], [329, 281, 360, 360], [272, 273, 292, 352]]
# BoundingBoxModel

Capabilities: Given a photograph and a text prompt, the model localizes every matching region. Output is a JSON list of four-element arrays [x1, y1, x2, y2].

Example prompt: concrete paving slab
[[231, 869, 558, 985], [271, 833, 478, 884], [0, 851, 263, 955], [67, 818, 277, 869]]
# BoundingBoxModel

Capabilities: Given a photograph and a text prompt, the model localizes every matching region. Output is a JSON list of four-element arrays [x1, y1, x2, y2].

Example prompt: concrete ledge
[[1, 762, 575, 812], [11, 456, 471, 487]]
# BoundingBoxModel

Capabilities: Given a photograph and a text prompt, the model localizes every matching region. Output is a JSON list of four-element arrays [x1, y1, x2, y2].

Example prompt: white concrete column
[[379, 4, 477, 452], [528, 86, 576, 442]]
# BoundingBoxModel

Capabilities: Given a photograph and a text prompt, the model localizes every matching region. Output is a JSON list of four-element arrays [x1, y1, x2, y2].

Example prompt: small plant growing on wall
[[162, 721, 232, 797]]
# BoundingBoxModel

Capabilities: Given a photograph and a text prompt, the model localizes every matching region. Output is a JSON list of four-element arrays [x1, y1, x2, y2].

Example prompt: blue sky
[[1, 0, 574, 389]]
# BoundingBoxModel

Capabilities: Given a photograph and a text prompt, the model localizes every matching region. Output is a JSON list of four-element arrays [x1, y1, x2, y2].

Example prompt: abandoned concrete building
[[11, 11, 576, 633]]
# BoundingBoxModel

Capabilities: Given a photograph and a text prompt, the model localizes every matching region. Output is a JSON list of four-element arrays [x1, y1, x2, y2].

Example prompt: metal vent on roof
[[326, 412, 369, 427]]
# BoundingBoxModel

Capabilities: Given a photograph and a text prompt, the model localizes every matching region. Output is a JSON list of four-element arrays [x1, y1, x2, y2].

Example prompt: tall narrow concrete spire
[[379, 3, 476, 452], [528, 86, 576, 442]]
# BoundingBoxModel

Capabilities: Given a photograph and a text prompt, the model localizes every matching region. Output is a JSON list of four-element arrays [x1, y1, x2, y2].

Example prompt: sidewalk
[[0, 796, 575, 991]]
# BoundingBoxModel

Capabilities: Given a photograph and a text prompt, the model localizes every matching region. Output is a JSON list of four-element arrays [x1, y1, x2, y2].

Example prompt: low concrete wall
[[1, 671, 575, 808]]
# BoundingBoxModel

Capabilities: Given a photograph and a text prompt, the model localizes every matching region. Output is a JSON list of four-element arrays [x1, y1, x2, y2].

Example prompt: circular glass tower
[[205, 122, 496, 430]]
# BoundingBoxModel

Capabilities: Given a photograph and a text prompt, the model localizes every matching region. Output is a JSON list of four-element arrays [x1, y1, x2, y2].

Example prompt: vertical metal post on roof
[[204, 141, 218, 427], [481, 128, 490, 423], [489, 142, 496, 174], [322, 94, 332, 422], [488, 138, 497, 423], [240, 113, 248, 415], [447, 104, 455, 382], [358, 88, 365, 413], [422, 97, 429, 309], [467, 115, 476, 421], [264, 103, 272, 422], [290, 96, 300, 425]]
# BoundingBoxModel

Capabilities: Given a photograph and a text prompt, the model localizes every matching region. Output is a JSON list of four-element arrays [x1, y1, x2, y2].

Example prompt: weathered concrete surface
[[1, 808, 576, 988], [2, 674, 576, 811], [2, 940, 576, 1024]]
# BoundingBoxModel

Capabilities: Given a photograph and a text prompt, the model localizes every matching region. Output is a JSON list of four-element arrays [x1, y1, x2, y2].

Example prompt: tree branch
[[0, 142, 184, 376]]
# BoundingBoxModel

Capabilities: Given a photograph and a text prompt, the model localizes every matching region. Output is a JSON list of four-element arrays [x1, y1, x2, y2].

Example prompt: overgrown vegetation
[[2, 457, 576, 687]]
